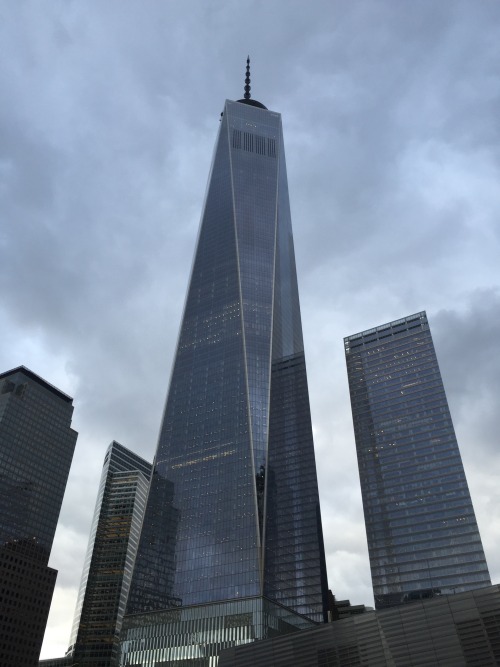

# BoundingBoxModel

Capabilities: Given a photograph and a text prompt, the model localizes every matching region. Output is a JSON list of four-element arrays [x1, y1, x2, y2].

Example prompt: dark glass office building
[[0, 366, 77, 666], [344, 312, 491, 609], [67, 442, 151, 666], [120, 64, 328, 664]]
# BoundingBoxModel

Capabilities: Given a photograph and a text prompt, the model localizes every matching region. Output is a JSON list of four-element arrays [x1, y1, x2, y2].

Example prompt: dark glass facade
[[68, 442, 151, 666], [344, 312, 491, 609], [0, 366, 77, 666], [39, 658, 75, 667], [39, 657, 75, 667], [123, 94, 327, 663]]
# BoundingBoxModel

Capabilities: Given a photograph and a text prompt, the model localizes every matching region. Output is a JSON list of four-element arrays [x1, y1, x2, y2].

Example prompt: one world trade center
[[120, 60, 328, 665]]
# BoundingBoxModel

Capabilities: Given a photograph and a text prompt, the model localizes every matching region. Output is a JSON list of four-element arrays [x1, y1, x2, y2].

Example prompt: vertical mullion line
[[227, 107, 260, 568], [261, 116, 281, 594]]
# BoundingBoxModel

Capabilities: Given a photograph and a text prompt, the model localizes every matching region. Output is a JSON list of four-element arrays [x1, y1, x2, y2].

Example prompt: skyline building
[[67, 441, 151, 666], [0, 366, 77, 667], [119, 60, 328, 664], [344, 311, 491, 609]]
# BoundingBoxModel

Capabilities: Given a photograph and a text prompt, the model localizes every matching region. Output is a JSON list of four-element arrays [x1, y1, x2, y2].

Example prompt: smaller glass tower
[[68, 441, 151, 666], [344, 312, 491, 608]]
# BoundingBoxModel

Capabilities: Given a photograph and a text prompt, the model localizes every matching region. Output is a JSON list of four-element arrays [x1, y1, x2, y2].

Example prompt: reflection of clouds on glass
[[127, 470, 181, 613]]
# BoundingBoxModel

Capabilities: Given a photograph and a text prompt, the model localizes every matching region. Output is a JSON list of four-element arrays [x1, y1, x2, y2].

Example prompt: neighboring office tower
[[120, 61, 328, 665], [344, 312, 491, 609], [67, 442, 151, 666], [0, 366, 77, 667]]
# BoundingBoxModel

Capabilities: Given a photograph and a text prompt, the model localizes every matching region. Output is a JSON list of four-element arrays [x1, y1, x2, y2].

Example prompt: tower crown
[[237, 56, 267, 109]]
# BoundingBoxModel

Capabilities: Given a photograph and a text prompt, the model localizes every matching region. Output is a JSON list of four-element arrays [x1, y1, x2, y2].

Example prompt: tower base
[[119, 596, 317, 666]]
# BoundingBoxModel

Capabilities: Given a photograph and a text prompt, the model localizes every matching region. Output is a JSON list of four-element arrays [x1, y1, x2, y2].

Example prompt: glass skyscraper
[[344, 312, 491, 609], [120, 62, 328, 665], [67, 441, 151, 666], [0, 366, 77, 666]]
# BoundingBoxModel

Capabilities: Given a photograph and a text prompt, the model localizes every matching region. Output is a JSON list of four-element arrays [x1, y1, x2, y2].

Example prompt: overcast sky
[[1, 1, 500, 659]]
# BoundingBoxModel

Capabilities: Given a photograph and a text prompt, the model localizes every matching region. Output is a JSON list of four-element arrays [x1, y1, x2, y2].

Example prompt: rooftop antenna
[[236, 56, 267, 110], [244, 56, 251, 100]]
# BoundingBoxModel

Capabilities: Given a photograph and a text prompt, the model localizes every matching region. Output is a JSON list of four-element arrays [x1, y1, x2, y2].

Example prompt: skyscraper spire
[[238, 56, 267, 110], [244, 55, 251, 99]]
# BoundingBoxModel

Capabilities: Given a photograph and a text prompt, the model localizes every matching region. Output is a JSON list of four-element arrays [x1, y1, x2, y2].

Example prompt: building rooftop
[[0, 366, 73, 404]]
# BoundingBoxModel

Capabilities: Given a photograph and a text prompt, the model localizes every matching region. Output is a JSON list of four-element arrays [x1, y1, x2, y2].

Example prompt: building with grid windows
[[0, 366, 77, 667], [119, 61, 328, 665], [344, 312, 491, 609], [65, 441, 151, 666]]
